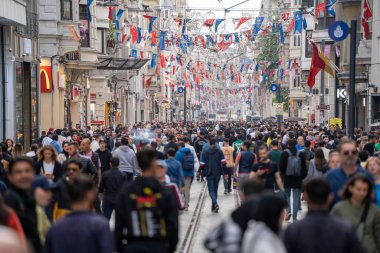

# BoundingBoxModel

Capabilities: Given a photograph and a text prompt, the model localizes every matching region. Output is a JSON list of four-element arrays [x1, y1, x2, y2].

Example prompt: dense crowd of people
[[0, 121, 380, 253]]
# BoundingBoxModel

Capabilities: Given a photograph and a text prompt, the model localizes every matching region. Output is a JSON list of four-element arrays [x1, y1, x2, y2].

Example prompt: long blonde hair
[[38, 145, 58, 162], [12, 143, 23, 158]]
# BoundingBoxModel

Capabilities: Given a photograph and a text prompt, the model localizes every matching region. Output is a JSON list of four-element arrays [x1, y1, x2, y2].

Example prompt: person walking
[[200, 138, 226, 213], [282, 177, 365, 253], [44, 175, 114, 253], [112, 136, 140, 181], [331, 174, 380, 253], [34, 145, 63, 182], [366, 157, 380, 207], [96, 139, 112, 173], [234, 141, 257, 191], [279, 139, 308, 221], [165, 148, 184, 191], [62, 142, 97, 179], [325, 139, 373, 206], [115, 150, 178, 253], [221, 138, 234, 194], [98, 157, 126, 220], [306, 148, 328, 179], [3, 157, 42, 253], [175, 142, 195, 211]]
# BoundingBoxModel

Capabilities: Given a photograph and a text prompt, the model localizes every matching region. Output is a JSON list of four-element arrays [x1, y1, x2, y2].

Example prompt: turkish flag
[[315, 3, 326, 17], [160, 54, 166, 68], [151, 30, 157, 46], [307, 42, 326, 88], [235, 17, 251, 30], [130, 26, 138, 43]]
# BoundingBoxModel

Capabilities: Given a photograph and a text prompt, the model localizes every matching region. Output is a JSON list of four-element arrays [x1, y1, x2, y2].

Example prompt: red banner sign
[[40, 66, 52, 93]]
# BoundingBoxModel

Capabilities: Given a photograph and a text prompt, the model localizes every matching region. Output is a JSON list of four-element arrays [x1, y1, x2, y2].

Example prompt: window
[[305, 31, 313, 58], [61, 0, 72, 20], [293, 75, 301, 87], [79, 4, 88, 20], [96, 29, 107, 54], [293, 34, 301, 47], [79, 5, 90, 47], [293, 0, 300, 6]]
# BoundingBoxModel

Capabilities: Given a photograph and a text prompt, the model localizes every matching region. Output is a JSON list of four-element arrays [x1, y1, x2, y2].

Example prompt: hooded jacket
[[200, 146, 226, 178], [112, 145, 140, 175], [175, 147, 194, 177]]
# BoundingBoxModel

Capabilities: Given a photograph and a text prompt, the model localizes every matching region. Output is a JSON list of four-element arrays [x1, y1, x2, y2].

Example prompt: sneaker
[[224, 190, 228, 195], [214, 204, 219, 213], [285, 212, 292, 221], [228, 189, 232, 193]]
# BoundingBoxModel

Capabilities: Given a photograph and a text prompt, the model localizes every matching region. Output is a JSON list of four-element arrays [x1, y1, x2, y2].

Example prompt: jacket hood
[[118, 145, 131, 152], [206, 147, 218, 154], [179, 147, 191, 153]]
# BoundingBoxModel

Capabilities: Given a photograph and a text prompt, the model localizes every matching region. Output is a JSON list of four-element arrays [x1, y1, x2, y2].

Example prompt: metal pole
[[320, 40, 325, 125], [184, 85, 187, 124], [348, 20, 357, 138], [277, 83, 281, 128], [335, 47, 339, 118]]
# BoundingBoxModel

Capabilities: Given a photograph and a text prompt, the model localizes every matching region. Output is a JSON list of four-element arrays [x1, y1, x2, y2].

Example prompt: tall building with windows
[[1, 0, 39, 147]]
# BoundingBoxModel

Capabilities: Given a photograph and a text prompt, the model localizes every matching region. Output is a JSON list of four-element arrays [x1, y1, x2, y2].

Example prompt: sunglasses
[[67, 167, 80, 172], [343, 150, 358, 156]]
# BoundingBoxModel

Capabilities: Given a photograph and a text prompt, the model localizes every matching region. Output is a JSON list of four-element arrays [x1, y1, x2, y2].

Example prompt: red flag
[[142, 74, 145, 89], [195, 35, 206, 48], [287, 18, 295, 32], [108, 7, 114, 20], [235, 17, 251, 30], [151, 30, 157, 46], [140, 51, 144, 58], [315, 3, 326, 17], [146, 77, 152, 88], [160, 54, 166, 68], [362, 0, 373, 40], [307, 42, 326, 88], [204, 19, 215, 28], [281, 12, 290, 21], [173, 18, 183, 28], [121, 34, 127, 43], [130, 26, 138, 43]]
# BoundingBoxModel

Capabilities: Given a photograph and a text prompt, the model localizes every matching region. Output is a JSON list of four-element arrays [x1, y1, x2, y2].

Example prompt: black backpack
[[285, 150, 302, 176], [182, 151, 194, 171]]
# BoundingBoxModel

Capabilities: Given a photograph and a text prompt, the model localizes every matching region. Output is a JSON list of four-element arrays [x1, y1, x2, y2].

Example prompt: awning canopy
[[97, 57, 149, 70]]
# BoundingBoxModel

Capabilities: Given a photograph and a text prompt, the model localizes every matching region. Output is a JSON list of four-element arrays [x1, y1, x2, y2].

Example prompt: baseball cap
[[32, 176, 58, 191]]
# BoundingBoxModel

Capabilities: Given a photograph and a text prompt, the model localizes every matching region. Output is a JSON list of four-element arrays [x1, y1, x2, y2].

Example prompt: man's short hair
[[110, 157, 120, 168], [9, 156, 34, 174], [241, 178, 264, 197], [337, 138, 356, 152], [65, 158, 83, 170], [68, 142, 79, 147], [270, 140, 279, 147], [304, 177, 331, 205], [167, 148, 177, 157], [121, 137, 129, 146], [67, 175, 95, 204], [305, 140, 311, 148], [136, 150, 157, 172]]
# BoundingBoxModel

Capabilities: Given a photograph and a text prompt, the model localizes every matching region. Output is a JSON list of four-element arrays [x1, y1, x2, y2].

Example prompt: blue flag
[[159, 31, 166, 50], [215, 19, 225, 32], [234, 33, 240, 44], [278, 23, 284, 45], [253, 16, 264, 37], [137, 27, 142, 43], [149, 17, 157, 33], [182, 19, 190, 34], [116, 9, 124, 20], [294, 11, 303, 33], [87, 0, 93, 22], [151, 54, 157, 68], [114, 21, 119, 30], [280, 68, 284, 80], [131, 49, 137, 58], [326, 0, 336, 17]]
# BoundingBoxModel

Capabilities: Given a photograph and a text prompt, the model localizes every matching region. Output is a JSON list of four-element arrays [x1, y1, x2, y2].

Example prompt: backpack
[[285, 150, 302, 176], [182, 151, 195, 171]]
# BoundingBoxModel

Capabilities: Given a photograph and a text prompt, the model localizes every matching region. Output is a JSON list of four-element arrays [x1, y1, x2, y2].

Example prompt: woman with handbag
[[331, 174, 380, 253]]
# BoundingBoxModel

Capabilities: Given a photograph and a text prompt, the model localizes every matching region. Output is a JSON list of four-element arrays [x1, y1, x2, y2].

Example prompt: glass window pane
[[15, 62, 24, 145], [31, 63, 38, 143]]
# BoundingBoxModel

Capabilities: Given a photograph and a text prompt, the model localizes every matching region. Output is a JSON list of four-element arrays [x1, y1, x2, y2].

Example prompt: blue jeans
[[207, 176, 221, 206], [285, 188, 301, 220]]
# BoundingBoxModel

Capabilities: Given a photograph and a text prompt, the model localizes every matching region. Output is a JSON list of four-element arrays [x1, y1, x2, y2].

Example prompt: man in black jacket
[[98, 157, 126, 220], [97, 139, 112, 173], [282, 177, 365, 253], [164, 135, 178, 154], [115, 150, 178, 253], [3, 157, 42, 253]]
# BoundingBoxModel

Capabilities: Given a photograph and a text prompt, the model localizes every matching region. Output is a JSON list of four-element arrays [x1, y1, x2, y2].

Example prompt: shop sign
[[40, 66, 52, 93], [91, 120, 104, 125], [317, 105, 330, 110], [273, 102, 283, 116], [90, 93, 96, 101], [329, 117, 342, 128]]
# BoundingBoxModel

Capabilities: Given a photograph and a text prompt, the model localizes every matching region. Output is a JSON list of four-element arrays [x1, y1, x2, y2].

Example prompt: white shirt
[[90, 140, 100, 152], [43, 161, 55, 174]]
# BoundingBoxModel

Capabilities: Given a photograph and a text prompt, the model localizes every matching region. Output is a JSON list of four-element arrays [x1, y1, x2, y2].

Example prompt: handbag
[[356, 201, 370, 240]]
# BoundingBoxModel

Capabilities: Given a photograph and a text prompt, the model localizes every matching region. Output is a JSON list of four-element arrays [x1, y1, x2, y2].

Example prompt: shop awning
[[97, 57, 149, 70]]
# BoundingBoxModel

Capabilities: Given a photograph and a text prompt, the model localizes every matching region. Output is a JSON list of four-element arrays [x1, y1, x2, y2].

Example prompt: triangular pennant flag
[[215, 19, 225, 32], [235, 17, 251, 30], [116, 9, 124, 20], [87, 0, 94, 23]]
